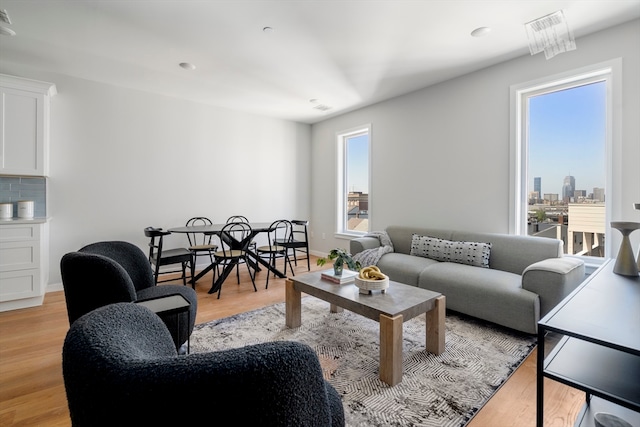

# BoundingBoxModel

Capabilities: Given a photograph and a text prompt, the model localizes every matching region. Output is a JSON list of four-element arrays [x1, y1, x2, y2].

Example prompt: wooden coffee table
[[285, 272, 445, 386]]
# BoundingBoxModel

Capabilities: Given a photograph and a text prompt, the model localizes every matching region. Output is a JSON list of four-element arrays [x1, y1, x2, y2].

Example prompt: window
[[336, 125, 370, 236], [510, 61, 620, 262]]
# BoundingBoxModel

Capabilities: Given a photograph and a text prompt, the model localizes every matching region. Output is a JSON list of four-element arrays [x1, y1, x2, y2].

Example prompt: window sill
[[565, 255, 606, 275], [334, 232, 366, 240]]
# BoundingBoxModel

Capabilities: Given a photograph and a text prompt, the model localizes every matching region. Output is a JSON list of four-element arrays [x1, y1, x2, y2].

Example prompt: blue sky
[[346, 134, 369, 193], [345, 82, 606, 198], [528, 81, 606, 197]]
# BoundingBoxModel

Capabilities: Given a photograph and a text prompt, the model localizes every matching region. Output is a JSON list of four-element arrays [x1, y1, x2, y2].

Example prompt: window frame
[[509, 59, 621, 265], [335, 124, 371, 238]]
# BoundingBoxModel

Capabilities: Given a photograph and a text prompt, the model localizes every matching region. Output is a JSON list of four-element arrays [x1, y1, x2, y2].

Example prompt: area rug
[[190, 298, 536, 427]]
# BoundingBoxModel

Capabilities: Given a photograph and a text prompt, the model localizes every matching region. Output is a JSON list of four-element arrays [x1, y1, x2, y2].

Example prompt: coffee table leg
[[426, 295, 445, 355], [379, 313, 403, 386], [285, 279, 301, 328], [330, 303, 343, 313]]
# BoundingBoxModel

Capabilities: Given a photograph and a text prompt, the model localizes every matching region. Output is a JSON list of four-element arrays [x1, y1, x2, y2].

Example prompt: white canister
[[0, 203, 12, 219], [17, 201, 34, 219]]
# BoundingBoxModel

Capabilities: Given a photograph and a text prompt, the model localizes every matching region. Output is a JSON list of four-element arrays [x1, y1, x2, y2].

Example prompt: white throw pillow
[[410, 234, 492, 268]]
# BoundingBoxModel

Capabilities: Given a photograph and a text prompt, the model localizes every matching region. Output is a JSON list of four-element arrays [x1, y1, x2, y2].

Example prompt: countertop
[[0, 217, 49, 224]]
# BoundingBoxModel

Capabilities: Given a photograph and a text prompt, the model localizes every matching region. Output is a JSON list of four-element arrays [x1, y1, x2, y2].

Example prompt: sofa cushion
[[376, 253, 439, 286], [410, 234, 491, 268], [418, 262, 540, 334], [386, 226, 454, 255], [452, 231, 562, 275]]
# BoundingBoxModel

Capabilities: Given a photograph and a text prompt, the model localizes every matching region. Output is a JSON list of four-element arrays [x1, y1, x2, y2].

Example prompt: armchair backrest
[[63, 303, 345, 426], [80, 241, 155, 291], [62, 303, 177, 425], [60, 252, 137, 324]]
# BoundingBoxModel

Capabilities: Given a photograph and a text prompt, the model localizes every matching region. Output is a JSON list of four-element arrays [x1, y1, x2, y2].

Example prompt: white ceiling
[[1, 1, 639, 124]]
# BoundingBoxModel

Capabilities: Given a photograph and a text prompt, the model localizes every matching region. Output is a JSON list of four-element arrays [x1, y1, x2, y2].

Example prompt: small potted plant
[[317, 248, 361, 276]]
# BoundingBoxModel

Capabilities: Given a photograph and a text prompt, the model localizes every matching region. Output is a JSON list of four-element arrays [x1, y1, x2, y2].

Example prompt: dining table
[[168, 222, 286, 294]]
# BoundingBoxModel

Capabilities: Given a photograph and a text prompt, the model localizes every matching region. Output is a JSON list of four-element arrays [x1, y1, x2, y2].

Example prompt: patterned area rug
[[191, 297, 536, 427]]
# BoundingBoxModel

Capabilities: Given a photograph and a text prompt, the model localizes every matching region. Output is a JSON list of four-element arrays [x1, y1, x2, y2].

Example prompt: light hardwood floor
[[0, 256, 583, 426]]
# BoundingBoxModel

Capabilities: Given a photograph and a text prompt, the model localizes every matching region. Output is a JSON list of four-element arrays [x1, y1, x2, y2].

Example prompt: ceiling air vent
[[0, 9, 12, 25], [313, 104, 332, 112]]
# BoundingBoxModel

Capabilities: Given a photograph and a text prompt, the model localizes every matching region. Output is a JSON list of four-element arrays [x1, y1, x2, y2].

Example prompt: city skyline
[[530, 174, 604, 200]]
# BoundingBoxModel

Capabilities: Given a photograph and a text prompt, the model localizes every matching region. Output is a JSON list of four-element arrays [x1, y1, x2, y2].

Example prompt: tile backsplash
[[0, 176, 47, 218]]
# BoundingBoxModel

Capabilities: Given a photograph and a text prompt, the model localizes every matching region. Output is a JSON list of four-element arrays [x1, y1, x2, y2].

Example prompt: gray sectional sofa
[[350, 226, 585, 334]]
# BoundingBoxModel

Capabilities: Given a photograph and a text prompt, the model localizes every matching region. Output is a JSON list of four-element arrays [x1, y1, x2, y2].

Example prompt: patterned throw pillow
[[410, 234, 492, 268]]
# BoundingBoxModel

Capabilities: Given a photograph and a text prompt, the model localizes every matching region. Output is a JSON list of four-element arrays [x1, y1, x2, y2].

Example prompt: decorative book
[[320, 269, 358, 284]]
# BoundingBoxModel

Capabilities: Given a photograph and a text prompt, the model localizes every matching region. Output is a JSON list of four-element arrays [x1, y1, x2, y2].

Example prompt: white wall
[[1, 20, 638, 289], [0, 66, 312, 287], [310, 20, 640, 255]]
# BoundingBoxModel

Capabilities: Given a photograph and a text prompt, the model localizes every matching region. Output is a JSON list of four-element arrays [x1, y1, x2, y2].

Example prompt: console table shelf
[[536, 258, 640, 427], [544, 336, 640, 410]]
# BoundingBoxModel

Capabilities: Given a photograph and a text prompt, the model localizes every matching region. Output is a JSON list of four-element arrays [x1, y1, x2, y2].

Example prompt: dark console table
[[536, 258, 640, 426]]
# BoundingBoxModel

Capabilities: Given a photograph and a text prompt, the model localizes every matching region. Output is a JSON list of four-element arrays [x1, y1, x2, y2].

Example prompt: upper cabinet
[[0, 74, 56, 177]]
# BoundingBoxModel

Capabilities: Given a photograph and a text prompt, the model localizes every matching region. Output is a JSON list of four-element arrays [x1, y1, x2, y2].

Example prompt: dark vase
[[333, 263, 344, 276]]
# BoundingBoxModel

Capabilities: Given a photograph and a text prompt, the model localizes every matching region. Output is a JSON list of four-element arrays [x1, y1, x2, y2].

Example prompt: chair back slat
[[291, 220, 309, 243], [227, 215, 249, 224], [218, 221, 253, 256], [185, 217, 214, 247], [144, 227, 169, 263], [282, 219, 310, 271], [267, 220, 292, 250], [144, 227, 192, 286]]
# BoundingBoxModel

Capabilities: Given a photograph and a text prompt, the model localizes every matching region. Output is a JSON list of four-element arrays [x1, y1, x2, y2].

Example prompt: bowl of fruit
[[355, 265, 389, 294]]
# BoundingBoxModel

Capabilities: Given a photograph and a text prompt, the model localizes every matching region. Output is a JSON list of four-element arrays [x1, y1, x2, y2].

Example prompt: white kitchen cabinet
[[0, 74, 56, 176], [0, 220, 49, 312]]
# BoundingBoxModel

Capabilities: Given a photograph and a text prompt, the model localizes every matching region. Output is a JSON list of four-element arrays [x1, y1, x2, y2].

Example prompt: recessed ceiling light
[[471, 27, 491, 37], [263, 26, 274, 33], [0, 26, 15, 36], [179, 62, 196, 70]]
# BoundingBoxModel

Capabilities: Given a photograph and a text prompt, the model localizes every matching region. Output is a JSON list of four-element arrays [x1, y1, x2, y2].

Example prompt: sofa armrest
[[350, 237, 381, 255], [522, 257, 585, 317]]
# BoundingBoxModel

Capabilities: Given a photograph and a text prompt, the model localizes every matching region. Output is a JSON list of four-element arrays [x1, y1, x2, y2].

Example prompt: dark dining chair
[[257, 220, 294, 288], [212, 221, 257, 298], [144, 227, 193, 287], [226, 215, 256, 249], [185, 217, 218, 283], [276, 219, 310, 272], [226, 215, 257, 276], [227, 215, 250, 223]]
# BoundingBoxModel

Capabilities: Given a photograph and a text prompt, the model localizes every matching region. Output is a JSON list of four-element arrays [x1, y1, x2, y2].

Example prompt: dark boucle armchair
[[62, 303, 345, 427], [60, 240, 197, 350]]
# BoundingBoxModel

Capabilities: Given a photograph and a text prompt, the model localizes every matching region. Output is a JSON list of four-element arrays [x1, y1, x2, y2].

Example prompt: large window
[[336, 125, 370, 235], [510, 62, 619, 261]]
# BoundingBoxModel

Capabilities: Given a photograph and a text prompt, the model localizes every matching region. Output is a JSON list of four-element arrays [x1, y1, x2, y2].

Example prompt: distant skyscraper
[[544, 194, 559, 203], [562, 176, 575, 201], [534, 177, 541, 202], [593, 187, 605, 202]]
